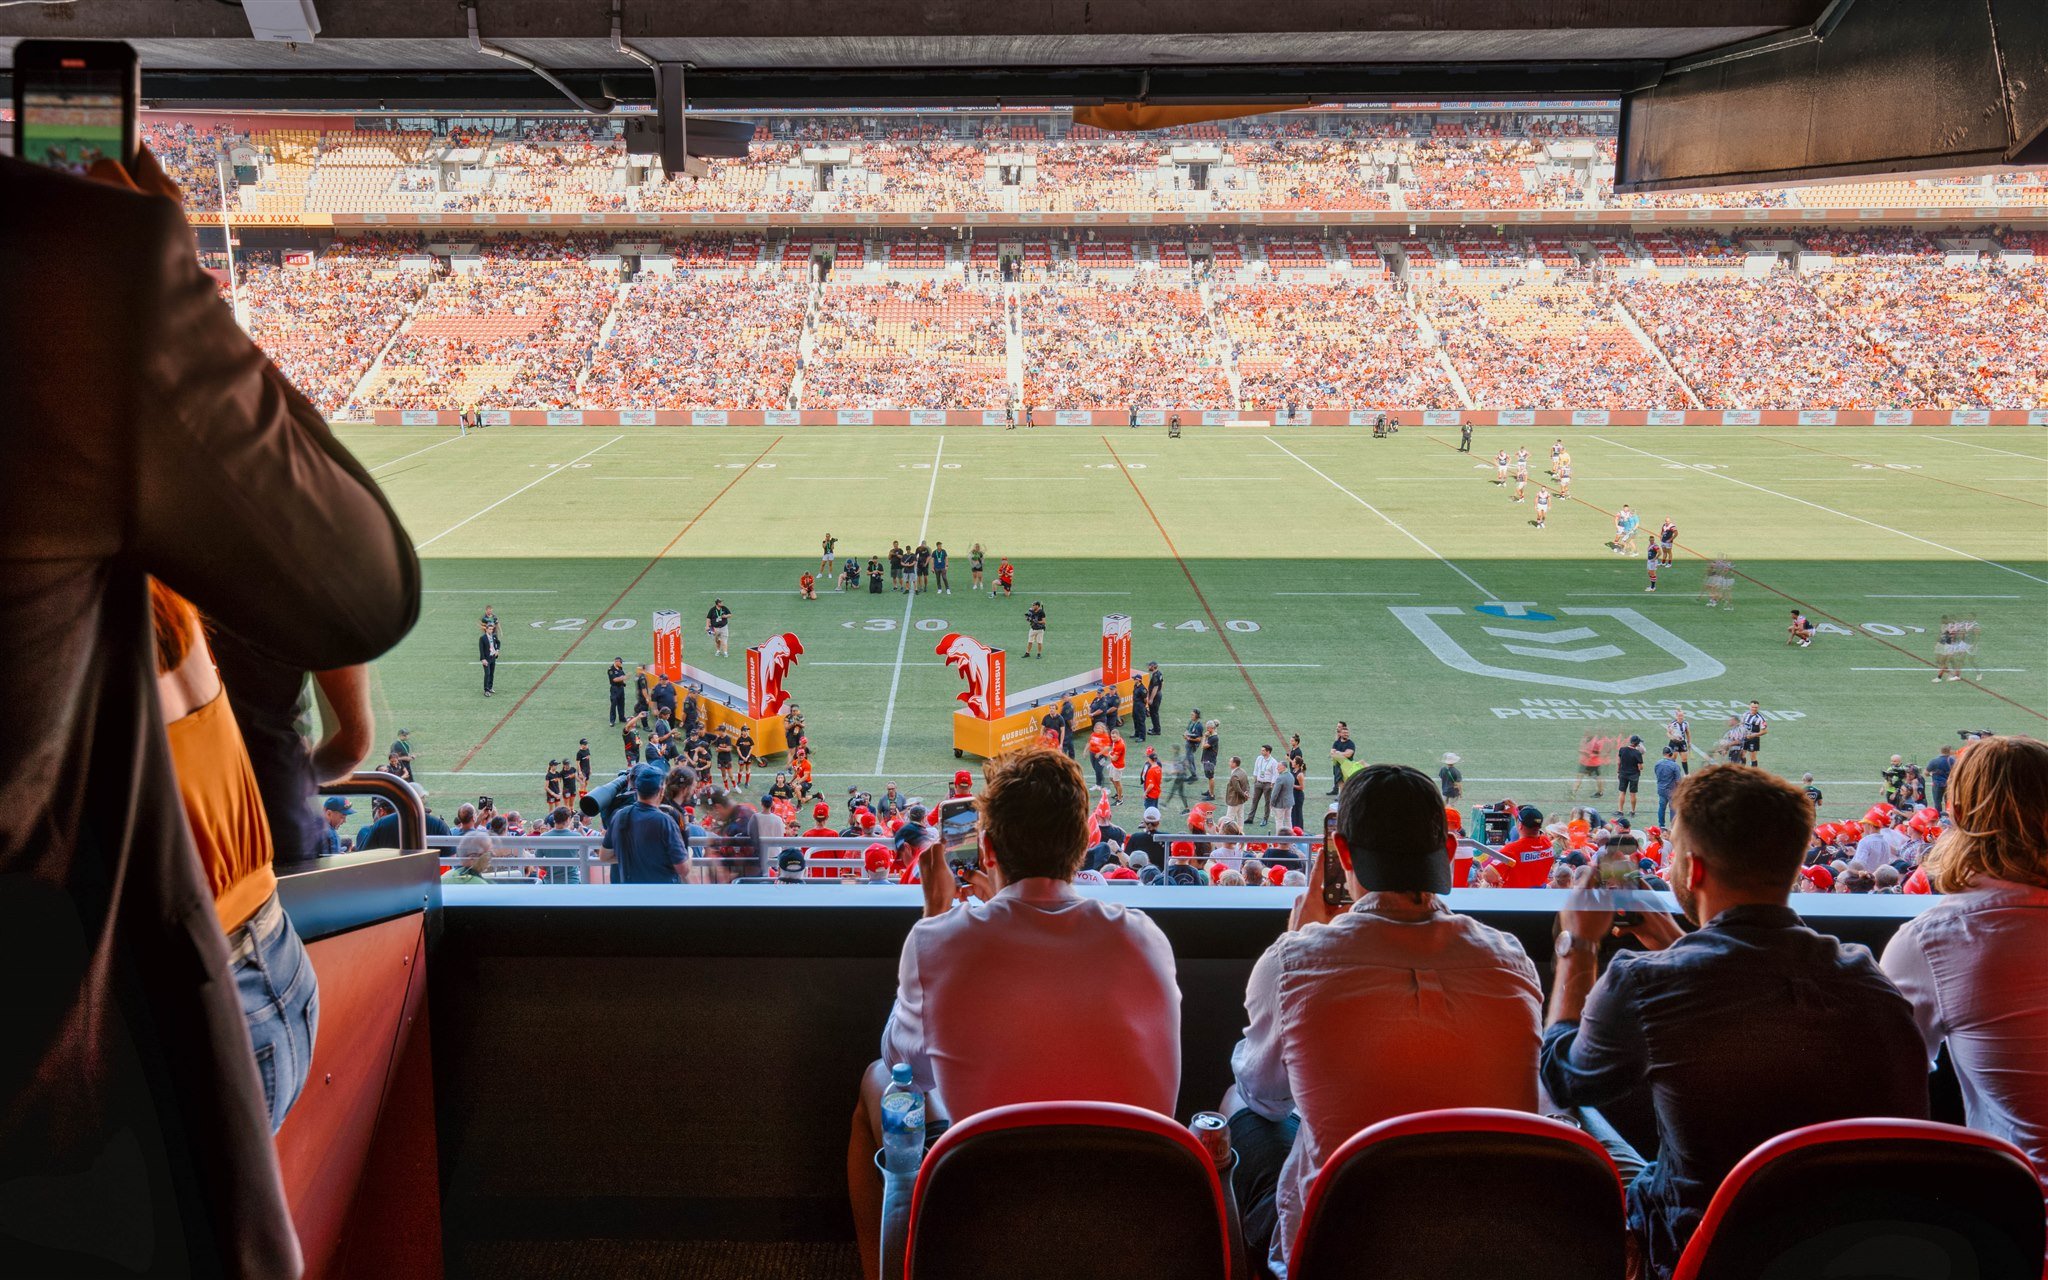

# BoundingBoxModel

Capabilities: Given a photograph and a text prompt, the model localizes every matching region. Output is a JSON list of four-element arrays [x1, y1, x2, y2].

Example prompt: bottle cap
[[891, 1063, 913, 1084]]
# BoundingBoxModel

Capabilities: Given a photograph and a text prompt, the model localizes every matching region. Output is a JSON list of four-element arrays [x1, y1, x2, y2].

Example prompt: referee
[[1741, 700, 1769, 762], [1664, 707, 1692, 774]]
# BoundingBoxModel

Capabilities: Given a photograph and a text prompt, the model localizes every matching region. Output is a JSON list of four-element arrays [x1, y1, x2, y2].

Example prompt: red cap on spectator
[[1170, 840, 1196, 859], [1207, 861, 1228, 884], [1801, 865, 1834, 892], [953, 769, 972, 786], [864, 844, 893, 873], [1103, 865, 1139, 881], [1862, 805, 1890, 826], [858, 811, 877, 829], [814, 801, 831, 818], [1267, 865, 1288, 886], [1903, 865, 1931, 894]]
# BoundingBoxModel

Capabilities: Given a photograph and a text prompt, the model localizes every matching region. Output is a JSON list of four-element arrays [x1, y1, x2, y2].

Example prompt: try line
[[873, 436, 946, 774]]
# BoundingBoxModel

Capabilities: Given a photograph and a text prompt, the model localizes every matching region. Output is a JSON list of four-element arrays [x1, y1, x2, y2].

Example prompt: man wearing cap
[[948, 769, 973, 801], [1852, 805, 1906, 872], [1542, 765, 1926, 1277], [319, 796, 354, 855], [801, 801, 843, 879], [601, 765, 688, 884], [850, 749, 1180, 1279], [356, 795, 452, 851], [1225, 764, 1543, 1278], [1125, 808, 1167, 865]]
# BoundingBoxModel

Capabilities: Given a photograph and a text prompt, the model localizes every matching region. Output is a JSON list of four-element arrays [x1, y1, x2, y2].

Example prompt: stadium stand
[[1023, 277, 1233, 408], [802, 279, 1010, 409], [1214, 278, 1460, 409], [581, 274, 807, 409], [1422, 276, 1687, 409]]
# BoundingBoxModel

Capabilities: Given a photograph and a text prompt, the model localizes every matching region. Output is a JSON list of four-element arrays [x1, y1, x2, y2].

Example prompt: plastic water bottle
[[880, 1063, 925, 1176]]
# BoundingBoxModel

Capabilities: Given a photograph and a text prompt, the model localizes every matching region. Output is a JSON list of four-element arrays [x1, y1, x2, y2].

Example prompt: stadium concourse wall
[[369, 408, 2048, 427]]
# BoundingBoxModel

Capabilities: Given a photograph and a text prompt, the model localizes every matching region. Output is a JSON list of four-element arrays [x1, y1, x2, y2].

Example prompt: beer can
[[1190, 1111, 1231, 1168]]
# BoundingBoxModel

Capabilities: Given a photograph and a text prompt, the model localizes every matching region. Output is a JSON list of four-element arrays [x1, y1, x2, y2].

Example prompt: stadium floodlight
[[239, 0, 320, 44]]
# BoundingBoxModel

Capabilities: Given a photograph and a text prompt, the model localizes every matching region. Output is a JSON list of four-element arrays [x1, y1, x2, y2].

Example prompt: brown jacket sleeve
[[127, 196, 419, 666]]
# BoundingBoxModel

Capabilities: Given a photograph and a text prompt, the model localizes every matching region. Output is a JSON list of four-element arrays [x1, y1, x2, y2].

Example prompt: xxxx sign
[[1389, 604, 1725, 696]]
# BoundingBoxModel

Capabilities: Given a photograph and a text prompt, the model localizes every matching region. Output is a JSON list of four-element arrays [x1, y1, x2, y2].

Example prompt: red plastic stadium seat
[[904, 1102, 1232, 1280], [1288, 1109, 1626, 1280], [1671, 1119, 2046, 1280]]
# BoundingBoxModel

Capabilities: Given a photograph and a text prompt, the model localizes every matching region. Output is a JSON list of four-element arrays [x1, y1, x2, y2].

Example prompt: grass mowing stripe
[[451, 435, 783, 772], [1761, 435, 2048, 510], [873, 436, 946, 774], [416, 436, 624, 550], [1420, 433, 2048, 725], [1101, 435, 1283, 740], [1589, 434, 2048, 587], [1262, 436, 1499, 599]]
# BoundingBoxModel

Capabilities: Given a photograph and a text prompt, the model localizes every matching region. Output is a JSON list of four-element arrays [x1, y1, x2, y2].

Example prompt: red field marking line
[[453, 436, 785, 772], [1419, 433, 2048, 725], [1100, 435, 1284, 740], [1759, 435, 2048, 510]]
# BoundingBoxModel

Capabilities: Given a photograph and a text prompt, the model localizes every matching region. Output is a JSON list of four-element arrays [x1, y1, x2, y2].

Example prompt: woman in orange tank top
[[153, 580, 319, 1132]]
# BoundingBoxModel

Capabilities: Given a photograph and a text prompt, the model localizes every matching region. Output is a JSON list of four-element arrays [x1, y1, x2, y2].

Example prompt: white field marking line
[[1155, 662, 1324, 668], [1920, 435, 2048, 462], [367, 433, 464, 472], [1865, 594, 2023, 600], [492, 660, 615, 665], [1029, 591, 1134, 596], [588, 475, 696, 481], [1465, 776, 1882, 787], [1263, 437, 1497, 599], [422, 589, 558, 594], [1589, 435, 2048, 587], [414, 436, 624, 550], [875, 436, 946, 774], [1274, 591, 1420, 597], [1853, 667, 2026, 673]]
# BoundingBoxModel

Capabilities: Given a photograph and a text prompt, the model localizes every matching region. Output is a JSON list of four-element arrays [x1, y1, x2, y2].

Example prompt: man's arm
[[1229, 941, 1295, 1120], [309, 665, 374, 784], [1540, 953, 1651, 1108], [879, 929, 937, 1091], [130, 197, 418, 669], [1879, 926, 1947, 1068]]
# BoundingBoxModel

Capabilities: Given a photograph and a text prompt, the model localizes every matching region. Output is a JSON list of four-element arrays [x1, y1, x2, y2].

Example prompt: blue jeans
[[1656, 793, 1673, 827], [230, 892, 319, 1132]]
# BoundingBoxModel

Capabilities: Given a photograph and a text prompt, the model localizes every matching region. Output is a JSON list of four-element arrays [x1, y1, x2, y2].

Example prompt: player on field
[[1534, 487, 1550, 527], [1556, 460, 1572, 497], [1513, 454, 1529, 502], [1787, 610, 1813, 647], [1702, 556, 1735, 608], [996, 557, 1015, 598], [1644, 542, 1659, 592], [1025, 600, 1047, 657], [1658, 518, 1677, 565], [1934, 615, 1962, 681], [1740, 701, 1769, 762], [1494, 449, 1510, 485], [914, 541, 932, 593], [933, 542, 950, 594], [1549, 439, 1563, 475], [1516, 446, 1530, 474], [1664, 708, 1692, 774], [799, 571, 817, 600], [969, 543, 986, 591]]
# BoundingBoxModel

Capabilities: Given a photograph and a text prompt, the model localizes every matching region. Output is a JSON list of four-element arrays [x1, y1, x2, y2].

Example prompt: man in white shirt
[[1250, 744, 1281, 828], [847, 748, 1182, 1279], [1225, 763, 1543, 1277], [1852, 805, 1906, 872]]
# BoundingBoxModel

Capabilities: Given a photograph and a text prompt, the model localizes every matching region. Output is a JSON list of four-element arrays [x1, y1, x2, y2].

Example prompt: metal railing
[[319, 770, 428, 850]]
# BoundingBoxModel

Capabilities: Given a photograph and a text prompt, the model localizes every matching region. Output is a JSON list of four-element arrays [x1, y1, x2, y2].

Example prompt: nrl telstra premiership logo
[[1390, 602, 1725, 696]]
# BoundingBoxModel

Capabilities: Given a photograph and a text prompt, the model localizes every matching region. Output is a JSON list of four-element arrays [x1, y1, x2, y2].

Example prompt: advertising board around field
[[691, 410, 729, 426], [836, 410, 875, 425], [1798, 410, 1837, 425], [1137, 410, 1166, 426], [2031, 411, 2048, 426], [1647, 410, 1686, 425], [1348, 410, 1379, 426], [1423, 410, 1463, 426], [546, 410, 586, 426], [1497, 410, 1535, 426], [1874, 410, 1913, 425], [763, 410, 800, 425], [1055, 410, 1092, 426], [618, 410, 657, 426], [909, 410, 947, 425], [1202, 410, 1231, 426], [1949, 409, 1991, 426], [400, 410, 440, 426], [981, 410, 1008, 426], [480, 410, 511, 426], [1720, 410, 1761, 425], [1570, 409, 1610, 425]]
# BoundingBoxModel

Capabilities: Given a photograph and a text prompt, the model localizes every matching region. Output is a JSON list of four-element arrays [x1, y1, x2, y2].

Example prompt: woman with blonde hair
[[1881, 735, 2048, 1189], [442, 831, 497, 885]]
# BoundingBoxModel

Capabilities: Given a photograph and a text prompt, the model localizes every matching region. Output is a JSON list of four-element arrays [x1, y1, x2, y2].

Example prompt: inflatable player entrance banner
[[647, 611, 800, 756], [939, 615, 1138, 760]]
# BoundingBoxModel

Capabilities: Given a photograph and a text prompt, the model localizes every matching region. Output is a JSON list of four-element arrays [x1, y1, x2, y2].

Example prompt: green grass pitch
[[334, 422, 2048, 822]]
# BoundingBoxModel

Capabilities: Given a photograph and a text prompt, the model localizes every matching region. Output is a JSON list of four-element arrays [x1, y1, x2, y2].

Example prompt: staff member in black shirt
[[1144, 661, 1164, 736], [608, 658, 628, 724], [1329, 721, 1356, 794], [1024, 601, 1047, 658], [706, 599, 732, 658], [1615, 735, 1645, 817], [478, 618, 500, 696]]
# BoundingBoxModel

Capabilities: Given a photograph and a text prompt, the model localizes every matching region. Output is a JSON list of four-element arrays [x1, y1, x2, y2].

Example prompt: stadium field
[[337, 422, 2048, 821]]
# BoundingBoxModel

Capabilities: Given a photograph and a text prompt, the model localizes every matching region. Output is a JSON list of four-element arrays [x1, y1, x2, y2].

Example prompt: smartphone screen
[[13, 45, 138, 176], [938, 795, 979, 873], [1320, 810, 1351, 909]]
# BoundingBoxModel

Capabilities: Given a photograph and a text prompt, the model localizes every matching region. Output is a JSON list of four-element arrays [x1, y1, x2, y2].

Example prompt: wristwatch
[[1555, 930, 1599, 960]]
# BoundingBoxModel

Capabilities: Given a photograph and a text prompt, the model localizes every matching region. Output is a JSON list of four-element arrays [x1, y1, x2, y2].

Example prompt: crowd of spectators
[[372, 257, 618, 410], [802, 279, 1011, 409], [1422, 276, 1689, 409], [1214, 278, 1460, 409], [1809, 260, 2048, 409], [240, 257, 429, 419], [581, 274, 807, 409], [1023, 277, 1233, 407]]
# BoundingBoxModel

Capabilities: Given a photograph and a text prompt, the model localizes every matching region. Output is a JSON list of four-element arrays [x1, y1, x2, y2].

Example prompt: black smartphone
[[11, 41, 140, 177], [1320, 809, 1351, 909], [938, 794, 980, 883]]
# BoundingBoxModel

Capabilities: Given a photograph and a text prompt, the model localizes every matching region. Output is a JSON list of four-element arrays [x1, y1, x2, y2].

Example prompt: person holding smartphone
[[1224, 764, 1543, 1279]]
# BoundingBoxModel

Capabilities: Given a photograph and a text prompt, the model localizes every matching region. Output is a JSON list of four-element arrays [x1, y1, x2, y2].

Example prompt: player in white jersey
[[1549, 439, 1563, 475], [1534, 487, 1550, 527], [1702, 557, 1735, 608], [1513, 456, 1529, 501], [1494, 450, 1510, 485]]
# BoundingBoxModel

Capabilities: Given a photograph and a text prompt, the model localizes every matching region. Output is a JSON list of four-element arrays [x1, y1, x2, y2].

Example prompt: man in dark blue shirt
[[1926, 744, 1956, 814], [355, 796, 453, 851], [602, 765, 688, 884], [1542, 764, 1926, 1278]]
